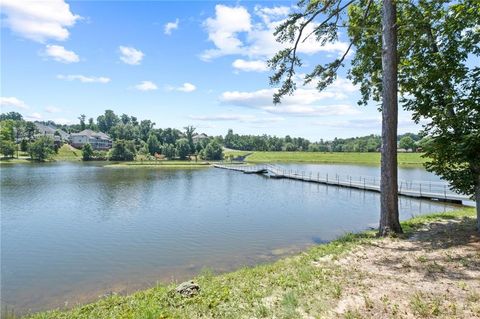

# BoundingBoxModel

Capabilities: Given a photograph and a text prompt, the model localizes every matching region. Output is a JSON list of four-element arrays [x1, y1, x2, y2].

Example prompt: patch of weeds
[[332, 283, 342, 299], [458, 281, 468, 290], [344, 309, 363, 319], [425, 261, 446, 275], [254, 304, 270, 318], [281, 291, 298, 309], [417, 255, 428, 263], [363, 295, 374, 310], [410, 292, 442, 317], [467, 291, 480, 303]]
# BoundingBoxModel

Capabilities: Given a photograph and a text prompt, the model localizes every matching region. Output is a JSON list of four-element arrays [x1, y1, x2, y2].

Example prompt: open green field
[[15, 207, 477, 319], [225, 151, 428, 166]]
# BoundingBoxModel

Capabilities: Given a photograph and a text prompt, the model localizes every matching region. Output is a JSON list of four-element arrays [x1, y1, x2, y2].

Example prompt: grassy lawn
[[53, 145, 81, 161], [16, 207, 477, 319], [225, 151, 428, 166]]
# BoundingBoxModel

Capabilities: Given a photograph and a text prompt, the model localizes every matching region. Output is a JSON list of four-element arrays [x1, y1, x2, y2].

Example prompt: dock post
[[350, 176, 352, 187], [444, 185, 447, 199], [420, 184, 422, 196], [326, 173, 329, 183]]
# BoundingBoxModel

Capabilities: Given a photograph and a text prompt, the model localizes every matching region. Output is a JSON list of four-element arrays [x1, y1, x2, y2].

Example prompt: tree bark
[[379, 0, 402, 236], [476, 173, 480, 233]]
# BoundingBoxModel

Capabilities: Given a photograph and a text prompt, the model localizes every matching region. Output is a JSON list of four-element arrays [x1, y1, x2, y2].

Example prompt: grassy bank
[[0, 145, 81, 164], [225, 151, 427, 166], [17, 207, 477, 319], [54, 145, 81, 161]]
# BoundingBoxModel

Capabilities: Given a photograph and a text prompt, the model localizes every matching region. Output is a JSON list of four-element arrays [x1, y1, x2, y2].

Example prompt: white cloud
[[262, 104, 360, 117], [164, 18, 179, 35], [201, 4, 350, 61], [167, 82, 197, 93], [189, 114, 284, 123], [26, 112, 43, 121], [51, 118, 73, 125], [57, 74, 111, 83], [134, 81, 158, 91], [44, 45, 79, 63], [219, 77, 360, 117], [201, 5, 252, 60], [45, 106, 62, 113], [0, 0, 81, 42], [119, 46, 144, 65], [232, 59, 268, 72], [0, 96, 29, 109], [178, 83, 196, 92]]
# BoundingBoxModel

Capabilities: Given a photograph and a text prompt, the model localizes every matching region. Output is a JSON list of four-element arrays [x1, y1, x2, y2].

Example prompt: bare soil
[[324, 218, 480, 318]]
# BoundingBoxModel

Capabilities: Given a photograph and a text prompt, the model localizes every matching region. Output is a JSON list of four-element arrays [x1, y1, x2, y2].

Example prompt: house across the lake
[[192, 133, 209, 144], [70, 129, 112, 150], [34, 122, 70, 143]]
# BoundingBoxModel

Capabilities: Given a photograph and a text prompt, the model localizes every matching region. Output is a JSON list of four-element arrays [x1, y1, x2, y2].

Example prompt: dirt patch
[[322, 218, 480, 318]]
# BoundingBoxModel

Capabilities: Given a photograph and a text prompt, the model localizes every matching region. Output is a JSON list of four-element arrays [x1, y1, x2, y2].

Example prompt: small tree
[[82, 143, 94, 161], [184, 125, 196, 154], [0, 140, 15, 158], [20, 139, 29, 152], [399, 136, 415, 151], [201, 140, 223, 160], [147, 133, 160, 155], [284, 143, 296, 152], [161, 143, 176, 159], [176, 138, 191, 160], [109, 140, 136, 161], [29, 136, 55, 161]]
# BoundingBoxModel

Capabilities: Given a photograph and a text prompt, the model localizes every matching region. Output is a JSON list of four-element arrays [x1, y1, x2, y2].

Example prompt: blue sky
[[1, 0, 424, 140]]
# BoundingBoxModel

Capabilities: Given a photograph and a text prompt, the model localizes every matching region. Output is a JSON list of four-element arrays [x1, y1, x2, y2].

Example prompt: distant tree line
[[223, 129, 422, 152], [1, 110, 425, 163]]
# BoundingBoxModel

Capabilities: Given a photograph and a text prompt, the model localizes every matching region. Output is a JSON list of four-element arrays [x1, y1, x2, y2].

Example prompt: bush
[[82, 143, 94, 161], [93, 150, 108, 160], [201, 140, 223, 160], [29, 136, 55, 161]]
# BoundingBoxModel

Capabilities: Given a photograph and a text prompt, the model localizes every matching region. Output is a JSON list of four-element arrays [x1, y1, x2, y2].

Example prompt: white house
[[192, 133, 209, 144], [70, 129, 112, 150]]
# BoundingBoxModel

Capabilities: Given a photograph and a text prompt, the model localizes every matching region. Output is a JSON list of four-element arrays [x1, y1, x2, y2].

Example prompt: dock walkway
[[213, 163, 471, 204]]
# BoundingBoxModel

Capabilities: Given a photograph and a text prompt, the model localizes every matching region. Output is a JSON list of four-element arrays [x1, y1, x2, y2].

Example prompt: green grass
[[225, 151, 428, 166], [1, 145, 81, 164], [53, 145, 82, 161], [14, 207, 475, 319]]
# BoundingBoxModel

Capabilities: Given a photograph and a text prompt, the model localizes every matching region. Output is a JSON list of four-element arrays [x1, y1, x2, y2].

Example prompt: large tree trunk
[[476, 173, 480, 233], [379, 0, 402, 236]]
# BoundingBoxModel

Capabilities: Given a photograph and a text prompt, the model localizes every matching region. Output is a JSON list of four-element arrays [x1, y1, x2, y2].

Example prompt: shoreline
[[1, 151, 427, 167], [10, 207, 477, 319]]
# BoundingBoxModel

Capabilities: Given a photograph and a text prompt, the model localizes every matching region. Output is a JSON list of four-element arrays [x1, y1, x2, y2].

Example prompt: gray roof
[[34, 122, 69, 140], [71, 129, 111, 140]]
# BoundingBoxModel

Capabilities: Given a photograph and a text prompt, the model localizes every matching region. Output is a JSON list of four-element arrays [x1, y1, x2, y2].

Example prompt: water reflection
[[1, 162, 460, 314]]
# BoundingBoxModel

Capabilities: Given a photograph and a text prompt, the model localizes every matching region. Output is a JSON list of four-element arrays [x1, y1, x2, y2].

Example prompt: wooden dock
[[213, 164, 471, 204]]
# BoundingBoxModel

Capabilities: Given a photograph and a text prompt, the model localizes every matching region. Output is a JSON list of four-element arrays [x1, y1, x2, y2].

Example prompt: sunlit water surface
[[1, 162, 459, 313]]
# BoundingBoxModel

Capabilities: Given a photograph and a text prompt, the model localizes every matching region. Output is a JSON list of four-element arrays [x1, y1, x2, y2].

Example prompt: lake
[[0, 162, 459, 314]]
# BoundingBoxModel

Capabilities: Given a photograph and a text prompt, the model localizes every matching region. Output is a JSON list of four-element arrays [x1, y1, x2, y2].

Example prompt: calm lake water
[[1, 162, 459, 313]]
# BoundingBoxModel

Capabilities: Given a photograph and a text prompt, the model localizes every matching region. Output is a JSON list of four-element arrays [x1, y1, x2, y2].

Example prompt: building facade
[[70, 129, 112, 150]]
